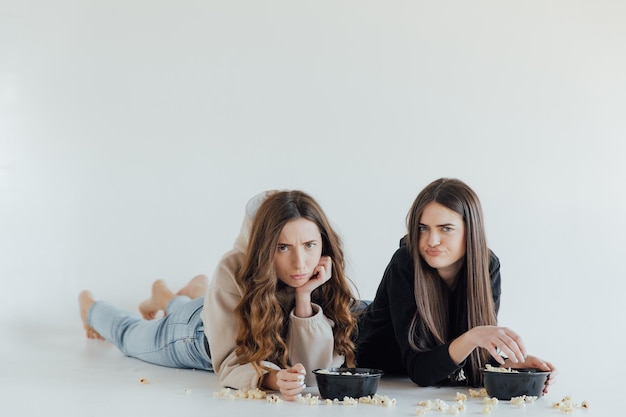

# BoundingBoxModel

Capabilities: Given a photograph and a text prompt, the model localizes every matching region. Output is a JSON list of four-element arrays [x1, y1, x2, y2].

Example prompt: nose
[[427, 231, 441, 247], [292, 247, 307, 270]]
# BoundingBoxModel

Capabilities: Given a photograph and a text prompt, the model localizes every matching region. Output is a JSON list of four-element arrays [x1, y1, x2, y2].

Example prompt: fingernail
[[297, 375, 305, 381]]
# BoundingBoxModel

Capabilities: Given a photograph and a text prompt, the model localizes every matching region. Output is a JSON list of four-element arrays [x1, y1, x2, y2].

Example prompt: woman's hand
[[297, 256, 332, 296], [503, 355, 558, 395], [294, 257, 332, 317], [469, 326, 527, 364], [450, 326, 527, 365], [275, 363, 307, 401]]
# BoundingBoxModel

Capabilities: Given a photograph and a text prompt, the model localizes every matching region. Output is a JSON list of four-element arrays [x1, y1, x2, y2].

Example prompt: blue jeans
[[88, 296, 213, 370]]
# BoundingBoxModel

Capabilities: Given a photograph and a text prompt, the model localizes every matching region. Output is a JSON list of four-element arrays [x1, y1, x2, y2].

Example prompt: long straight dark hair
[[406, 178, 496, 386]]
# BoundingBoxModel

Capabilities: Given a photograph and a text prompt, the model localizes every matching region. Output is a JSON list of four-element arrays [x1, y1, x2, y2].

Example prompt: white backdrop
[[2, 0, 625, 399]]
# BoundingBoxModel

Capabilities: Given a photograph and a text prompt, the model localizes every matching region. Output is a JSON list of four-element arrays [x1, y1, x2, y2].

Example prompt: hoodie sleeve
[[201, 190, 281, 390], [286, 304, 345, 387]]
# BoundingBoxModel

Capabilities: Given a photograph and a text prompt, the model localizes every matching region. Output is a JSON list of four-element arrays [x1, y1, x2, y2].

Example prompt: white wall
[[2, 0, 625, 397]]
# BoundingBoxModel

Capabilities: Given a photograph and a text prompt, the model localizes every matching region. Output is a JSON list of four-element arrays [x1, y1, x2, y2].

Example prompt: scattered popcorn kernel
[[266, 394, 283, 404], [483, 397, 498, 405], [470, 388, 488, 397], [297, 393, 320, 405], [434, 398, 449, 411], [342, 396, 358, 405]]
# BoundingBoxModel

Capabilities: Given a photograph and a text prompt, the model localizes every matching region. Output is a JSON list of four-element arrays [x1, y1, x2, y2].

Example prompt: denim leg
[[88, 297, 212, 370]]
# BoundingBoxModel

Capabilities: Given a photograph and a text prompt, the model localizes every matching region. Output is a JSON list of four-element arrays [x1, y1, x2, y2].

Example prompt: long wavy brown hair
[[234, 190, 359, 376], [406, 178, 496, 386]]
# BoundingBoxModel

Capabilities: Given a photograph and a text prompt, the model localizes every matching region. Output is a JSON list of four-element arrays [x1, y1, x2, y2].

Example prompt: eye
[[442, 226, 454, 232], [305, 242, 317, 249], [277, 245, 288, 252], [417, 225, 428, 232]]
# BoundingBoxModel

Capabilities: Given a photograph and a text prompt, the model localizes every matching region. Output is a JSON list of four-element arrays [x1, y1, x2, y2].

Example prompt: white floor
[[0, 313, 616, 417]]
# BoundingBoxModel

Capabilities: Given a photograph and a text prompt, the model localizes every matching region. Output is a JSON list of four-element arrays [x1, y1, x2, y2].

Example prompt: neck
[[438, 262, 463, 290]]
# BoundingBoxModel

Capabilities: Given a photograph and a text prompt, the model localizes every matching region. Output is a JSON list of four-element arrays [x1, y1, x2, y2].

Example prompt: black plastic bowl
[[313, 368, 383, 400], [482, 368, 549, 400]]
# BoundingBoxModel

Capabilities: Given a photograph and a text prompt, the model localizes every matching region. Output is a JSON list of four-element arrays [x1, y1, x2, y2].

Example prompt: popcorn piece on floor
[[380, 395, 397, 407], [483, 397, 498, 406], [510, 394, 537, 407], [434, 398, 449, 412], [266, 394, 283, 404], [297, 393, 320, 405], [245, 388, 267, 399], [482, 404, 494, 414], [552, 395, 589, 414], [214, 388, 236, 400], [455, 392, 467, 402], [417, 400, 432, 409], [139, 378, 150, 384], [469, 388, 488, 398], [183, 388, 191, 395], [342, 396, 358, 405]]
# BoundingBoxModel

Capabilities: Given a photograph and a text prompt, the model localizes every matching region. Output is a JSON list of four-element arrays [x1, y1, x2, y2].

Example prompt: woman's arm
[[287, 302, 345, 386], [294, 256, 332, 318]]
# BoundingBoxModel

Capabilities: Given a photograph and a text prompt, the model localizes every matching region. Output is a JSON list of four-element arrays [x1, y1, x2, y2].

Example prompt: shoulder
[[380, 245, 414, 287], [390, 244, 413, 267], [487, 249, 501, 292], [488, 249, 500, 269]]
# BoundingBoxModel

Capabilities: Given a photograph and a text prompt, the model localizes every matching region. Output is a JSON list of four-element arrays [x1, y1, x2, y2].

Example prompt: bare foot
[[176, 274, 209, 299], [138, 279, 175, 319], [78, 290, 104, 340]]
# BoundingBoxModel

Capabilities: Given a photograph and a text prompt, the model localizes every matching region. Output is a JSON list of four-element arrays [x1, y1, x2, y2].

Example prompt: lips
[[290, 273, 309, 281], [425, 249, 443, 256]]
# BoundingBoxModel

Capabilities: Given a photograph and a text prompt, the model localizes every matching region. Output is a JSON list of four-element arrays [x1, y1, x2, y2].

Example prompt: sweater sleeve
[[287, 303, 345, 387]]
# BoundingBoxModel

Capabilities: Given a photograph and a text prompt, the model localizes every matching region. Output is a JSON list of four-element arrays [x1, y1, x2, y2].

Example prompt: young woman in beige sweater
[[79, 190, 359, 401]]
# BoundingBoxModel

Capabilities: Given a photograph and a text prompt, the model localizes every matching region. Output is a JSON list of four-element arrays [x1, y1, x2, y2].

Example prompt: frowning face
[[274, 218, 323, 288]]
